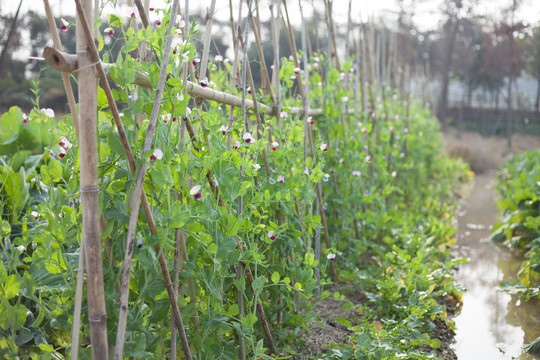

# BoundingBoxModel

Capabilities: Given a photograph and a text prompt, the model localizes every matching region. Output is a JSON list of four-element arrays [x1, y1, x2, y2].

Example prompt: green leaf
[[166, 203, 190, 228], [252, 275, 266, 294], [0, 303, 27, 330], [271, 271, 280, 284], [227, 304, 239, 316], [0, 166, 29, 223], [15, 327, 33, 346], [207, 243, 218, 254], [107, 14, 124, 27], [3, 275, 20, 299]]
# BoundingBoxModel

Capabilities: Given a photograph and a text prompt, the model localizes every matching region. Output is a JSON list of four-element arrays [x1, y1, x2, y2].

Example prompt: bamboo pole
[[41, 3, 85, 358], [239, 1, 276, 352], [42, 46, 324, 117], [43, 0, 79, 138], [65, 10, 193, 360], [269, 1, 282, 126], [111, 1, 193, 358], [74, 1, 108, 359], [344, 0, 352, 61], [283, 0, 337, 281], [198, 0, 216, 82], [183, 115, 277, 355]]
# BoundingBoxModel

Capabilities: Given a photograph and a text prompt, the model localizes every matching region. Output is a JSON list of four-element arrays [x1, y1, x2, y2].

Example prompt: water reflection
[[453, 173, 540, 360]]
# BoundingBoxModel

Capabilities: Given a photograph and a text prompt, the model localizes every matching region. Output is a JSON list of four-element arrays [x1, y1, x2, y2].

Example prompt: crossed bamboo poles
[[41, 0, 399, 358]]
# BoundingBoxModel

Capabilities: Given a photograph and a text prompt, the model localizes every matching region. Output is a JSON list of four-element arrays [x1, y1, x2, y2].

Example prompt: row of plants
[[0, 4, 470, 359], [492, 149, 540, 300]]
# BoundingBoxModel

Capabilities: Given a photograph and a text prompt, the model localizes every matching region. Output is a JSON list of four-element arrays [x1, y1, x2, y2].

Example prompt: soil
[[296, 286, 458, 359], [296, 285, 367, 357]]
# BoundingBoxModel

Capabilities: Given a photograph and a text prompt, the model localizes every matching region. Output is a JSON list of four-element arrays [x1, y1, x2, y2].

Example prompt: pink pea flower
[[31, 211, 40, 221], [327, 253, 336, 261], [104, 27, 114, 35], [232, 141, 241, 150], [127, 6, 138, 18], [280, 111, 288, 119], [366, 155, 372, 163], [243, 133, 254, 143], [339, 158, 345, 165], [41, 108, 55, 117], [162, 114, 172, 124], [307, 116, 314, 125], [190, 185, 202, 200], [215, 54, 224, 62], [60, 18, 69, 32], [182, 51, 190, 63], [150, 148, 163, 161], [271, 142, 279, 151], [277, 175, 285, 184], [352, 170, 361, 177], [200, 79, 209, 88], [253, 164, 261, 171], [320, 143, 328, 152], [58, 147, 67, 159], [391, 171, 397, 178], [220, 125, 228, 135], [268, 231, 276, 241], [59, 136, 72, 149]]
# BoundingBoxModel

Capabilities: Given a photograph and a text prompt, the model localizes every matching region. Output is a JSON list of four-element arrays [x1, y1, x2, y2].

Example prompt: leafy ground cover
[[492, 149, 540, 301], [0, 6, 470, 359]]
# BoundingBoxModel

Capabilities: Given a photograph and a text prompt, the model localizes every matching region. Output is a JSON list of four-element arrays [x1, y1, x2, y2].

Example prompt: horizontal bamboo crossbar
[[42, 46, 324, 117]]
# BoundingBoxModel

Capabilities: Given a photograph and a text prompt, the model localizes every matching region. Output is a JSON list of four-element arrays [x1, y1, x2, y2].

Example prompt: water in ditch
[[453, 172, 540, 359]]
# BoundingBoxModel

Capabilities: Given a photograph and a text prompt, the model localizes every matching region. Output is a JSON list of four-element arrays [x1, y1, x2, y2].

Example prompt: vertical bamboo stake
[[239, 1, 276, 353], [344, 0, 352, 60], [110, 1, 192, 358], [282, 0, 337, 281], [72, 5, 193, 359], [44, 0, 79, 138], [311, 0, 322, 56], [269, 1, 282, 127], [237, 1, 252, 355], [198, 0, 216, 82], [42, 3, 84, 358], [75, 1, 108, 359]]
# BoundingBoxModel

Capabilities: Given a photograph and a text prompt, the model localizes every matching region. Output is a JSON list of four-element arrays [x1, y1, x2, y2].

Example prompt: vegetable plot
[[0, 0, 470, 359]]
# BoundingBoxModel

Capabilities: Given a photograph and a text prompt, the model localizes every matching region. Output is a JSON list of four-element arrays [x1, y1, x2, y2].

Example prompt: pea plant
[[0, 1, 471, 359]]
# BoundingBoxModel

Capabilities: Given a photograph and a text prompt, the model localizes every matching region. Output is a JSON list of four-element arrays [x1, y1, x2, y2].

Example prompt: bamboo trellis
[[40, 0, 407, 358]]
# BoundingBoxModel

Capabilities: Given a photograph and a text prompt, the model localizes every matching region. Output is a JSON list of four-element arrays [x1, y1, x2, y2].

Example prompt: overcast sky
[[4, 0, 539, 31]]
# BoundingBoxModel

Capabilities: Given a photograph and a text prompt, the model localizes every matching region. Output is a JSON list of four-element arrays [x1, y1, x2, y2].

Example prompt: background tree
[[525, 25, 540, 114]]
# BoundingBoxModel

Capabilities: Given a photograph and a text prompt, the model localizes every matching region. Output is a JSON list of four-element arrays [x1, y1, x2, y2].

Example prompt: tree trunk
[[535, 78, 540, 115], [0, 0, 23, 76], [437, 17, 460, 129], [76, 1, 109, 358], [506, 0, 516, 149]]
